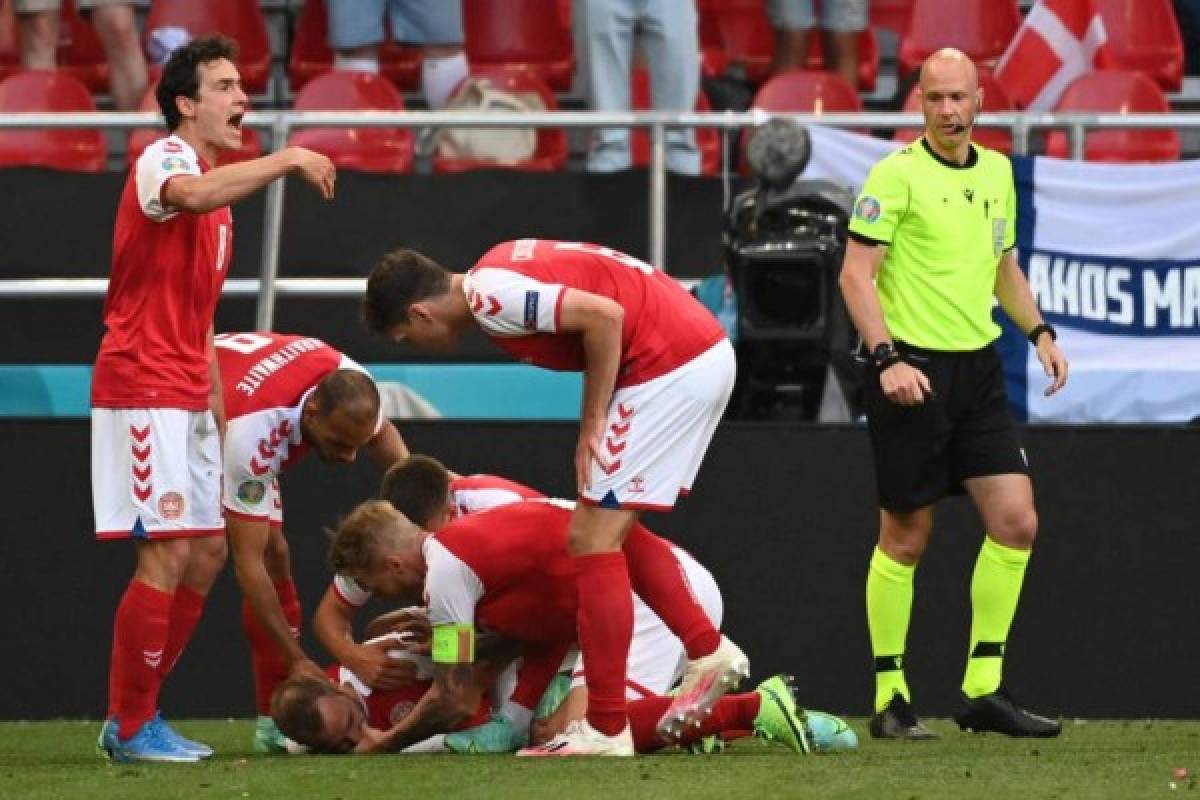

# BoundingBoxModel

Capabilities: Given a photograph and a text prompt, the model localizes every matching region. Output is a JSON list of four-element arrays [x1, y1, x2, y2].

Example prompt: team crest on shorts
[[158, 491, 185, 521], [238, 480, 266, 505], [854, 196, 881, 223]]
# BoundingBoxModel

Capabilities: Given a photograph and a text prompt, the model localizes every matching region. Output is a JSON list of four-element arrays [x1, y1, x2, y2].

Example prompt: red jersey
[[92, 135, 232, 410], [464, 239, 726, 388], [215, 332, 369, 522]]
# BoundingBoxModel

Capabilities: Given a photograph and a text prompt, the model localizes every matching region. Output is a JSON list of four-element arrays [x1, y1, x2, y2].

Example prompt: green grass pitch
[[2, 719, 1197, 799]]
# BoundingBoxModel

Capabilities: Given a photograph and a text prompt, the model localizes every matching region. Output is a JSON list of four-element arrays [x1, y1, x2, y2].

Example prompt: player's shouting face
[[184, 57, 248, 155]]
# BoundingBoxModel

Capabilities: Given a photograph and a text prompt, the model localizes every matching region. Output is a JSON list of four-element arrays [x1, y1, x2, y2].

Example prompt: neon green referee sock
[[866, 546, 915, 713], [962, 536, 1031, 699]]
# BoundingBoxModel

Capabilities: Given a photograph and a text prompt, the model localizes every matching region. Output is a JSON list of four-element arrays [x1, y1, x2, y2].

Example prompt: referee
[[839, 48, 1067, 740]]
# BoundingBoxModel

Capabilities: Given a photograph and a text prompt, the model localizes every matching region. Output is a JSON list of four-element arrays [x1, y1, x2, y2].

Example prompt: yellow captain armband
[[431, 623, 475, 664]]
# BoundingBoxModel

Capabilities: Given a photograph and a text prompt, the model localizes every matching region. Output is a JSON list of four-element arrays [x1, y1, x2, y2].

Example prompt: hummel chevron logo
[[258, 441, 274, 460], [605, 438, 626, 456], [599, 459, 622, 476], [617, 402, 634, 419], [132, 444, 151, 462], [610, 421, 631, 437], [134, 485, 152, 502], [129, 425, 150, 443], [470, 291, 483, 313], [486, 296, 502, 315], [132, 465, 151, 482], [143, 648, 163, 669], [250, 457, 270, 475]]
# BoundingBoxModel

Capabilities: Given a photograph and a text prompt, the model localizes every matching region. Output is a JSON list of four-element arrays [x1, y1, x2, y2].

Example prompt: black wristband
[[1027, 323, 1056, 345], [870, 342, 903, 371]]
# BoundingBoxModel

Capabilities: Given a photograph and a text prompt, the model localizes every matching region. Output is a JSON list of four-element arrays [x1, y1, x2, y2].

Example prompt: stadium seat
[[1044, 70, 1180, 162], [1095, 0, 1184, 92], [870, 0, 915, 35], [699, 1, 878, 89], [127, 82, 261, 167], [0, 2, 19, 83], [463, 0, 574, 91], [751, 68, 863, 114], [433, 67, 567, 173], [898, 0, 1021, 78], [142, 0, 270, 94], [0, 70, 105, 171], [629, 66, 722, 176], [287, 0, 420, 92], [287, 70, 414, 174], [894, 68, 1015, 153]]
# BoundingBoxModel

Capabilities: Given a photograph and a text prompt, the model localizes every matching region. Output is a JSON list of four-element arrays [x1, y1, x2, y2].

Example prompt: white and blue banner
[[802, 126, 1200, 424]]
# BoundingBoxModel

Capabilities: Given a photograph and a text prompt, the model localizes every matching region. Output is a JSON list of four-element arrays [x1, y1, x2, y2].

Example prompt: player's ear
[[175, 94, 196, 123], [409, 302, 434, 324]]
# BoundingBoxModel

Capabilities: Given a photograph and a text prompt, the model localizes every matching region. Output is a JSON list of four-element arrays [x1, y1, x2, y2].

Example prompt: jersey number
[[214, 332, 273, 354], [553, 242, 655, 274]]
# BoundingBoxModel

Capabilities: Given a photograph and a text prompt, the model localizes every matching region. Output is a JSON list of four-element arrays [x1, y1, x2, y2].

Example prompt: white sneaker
[[657, 635, 750, 742], [516, 719, 634, 757]]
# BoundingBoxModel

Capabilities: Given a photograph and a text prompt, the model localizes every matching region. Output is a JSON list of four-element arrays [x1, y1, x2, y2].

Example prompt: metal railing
[[0, 109, 1195, 328]]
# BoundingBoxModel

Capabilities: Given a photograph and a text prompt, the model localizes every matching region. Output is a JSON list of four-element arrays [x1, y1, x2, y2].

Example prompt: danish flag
[[994, 0, 1112, 111]]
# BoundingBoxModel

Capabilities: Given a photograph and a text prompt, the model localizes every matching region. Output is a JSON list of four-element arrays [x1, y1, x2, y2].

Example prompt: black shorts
[[863, 342, 1029, 512]]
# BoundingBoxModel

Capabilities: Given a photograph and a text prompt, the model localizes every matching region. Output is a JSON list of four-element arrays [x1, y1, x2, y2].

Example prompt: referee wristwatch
[[870, 342, 903, 371], [1027, 323, 1057, 345]]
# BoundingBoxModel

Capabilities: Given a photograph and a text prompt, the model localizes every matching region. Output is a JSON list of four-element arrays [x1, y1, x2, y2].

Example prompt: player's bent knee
[[994, 508, 1038, 549]]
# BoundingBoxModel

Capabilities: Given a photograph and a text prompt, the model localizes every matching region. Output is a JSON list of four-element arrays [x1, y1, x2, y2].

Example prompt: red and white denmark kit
[[216, 332, 374, 525], [464, 239, 736, 511], [332, 473, 542, 607], [92, 135, 231, 539]]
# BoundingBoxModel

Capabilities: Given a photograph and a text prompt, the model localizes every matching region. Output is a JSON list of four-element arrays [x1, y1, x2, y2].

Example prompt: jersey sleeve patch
[[465, 268, 563, 336], [135, 136, 202, 223], [849, 157, 908, 244], [333, 574, 371, 608]]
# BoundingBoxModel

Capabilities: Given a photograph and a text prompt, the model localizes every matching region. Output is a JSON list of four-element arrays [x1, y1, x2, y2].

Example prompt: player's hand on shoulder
[[289, 657, 329, 684], [352, 640, 420, 690], [880, 361, 932, 406], [283, 146, 336, 200]]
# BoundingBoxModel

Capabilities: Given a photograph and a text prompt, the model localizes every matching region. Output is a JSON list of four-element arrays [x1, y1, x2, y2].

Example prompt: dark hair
[[271, 677, 336, 749], [311, 369, 380, 422], [363, 248, 452, 334], [379, 455, 451, 529], [156, 35, 238, 132]]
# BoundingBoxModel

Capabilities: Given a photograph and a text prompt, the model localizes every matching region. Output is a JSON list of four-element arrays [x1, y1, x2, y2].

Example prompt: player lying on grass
[[287, 497, 845, 756]]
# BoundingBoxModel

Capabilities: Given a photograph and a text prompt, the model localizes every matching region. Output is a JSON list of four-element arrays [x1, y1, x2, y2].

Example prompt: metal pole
[[254, 117, 290, 331], [1011, 115, 1030, 156], [1070, 123, 1086, 161], [649, 121, 666, 270]]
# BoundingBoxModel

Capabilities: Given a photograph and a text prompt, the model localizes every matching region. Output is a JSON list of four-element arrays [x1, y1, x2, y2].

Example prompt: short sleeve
[[1004, 168, 1017, 251], [222, 417, 276, 520], [848, 156, 909, 245], [464, 268, 564, 337], [135, 136, 202, 223], [332, 574, 371, 607], [423, 539, 484, 627]]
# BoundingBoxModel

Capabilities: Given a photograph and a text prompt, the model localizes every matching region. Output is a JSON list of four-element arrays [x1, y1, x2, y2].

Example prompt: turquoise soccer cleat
[[445, 713, 528, 754], [806, 710, 859, 753]]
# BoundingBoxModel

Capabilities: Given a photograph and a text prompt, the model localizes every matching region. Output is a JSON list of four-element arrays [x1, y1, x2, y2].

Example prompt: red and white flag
[[994, 0, 1112, 110]]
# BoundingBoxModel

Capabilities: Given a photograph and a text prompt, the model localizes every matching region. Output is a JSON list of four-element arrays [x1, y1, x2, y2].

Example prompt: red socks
[[158, 585, 206, 679], [626, 693, 761, 752], [623, 526, 720, 659], [242, 579, 302, 715], [574, 552, 633, 736], [108, 580, 172, 740]]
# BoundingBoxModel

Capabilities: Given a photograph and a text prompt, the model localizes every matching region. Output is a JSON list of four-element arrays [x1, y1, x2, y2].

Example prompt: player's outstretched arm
[[994, 251, 1068, 396], [228, 515, 322, 679], [312, 586, 418, 690], [558, 289, 624, 492], [364, 421, 410, 470], [163, 146, 335, 213]]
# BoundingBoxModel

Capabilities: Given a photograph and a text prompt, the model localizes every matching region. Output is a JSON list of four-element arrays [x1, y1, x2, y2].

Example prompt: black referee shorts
[[863, 341, 1029, 512]]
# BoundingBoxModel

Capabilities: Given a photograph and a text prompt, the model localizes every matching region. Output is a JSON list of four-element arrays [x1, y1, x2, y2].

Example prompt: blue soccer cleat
[[806, 710, 859, 753], [97, 716, 201, 763], [153, 712, 214, 758]]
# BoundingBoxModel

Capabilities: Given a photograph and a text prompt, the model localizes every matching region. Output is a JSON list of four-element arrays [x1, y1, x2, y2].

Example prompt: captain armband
[[431, 623, 476, 664]]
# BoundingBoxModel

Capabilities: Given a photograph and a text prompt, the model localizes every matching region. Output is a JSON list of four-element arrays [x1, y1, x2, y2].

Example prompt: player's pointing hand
[[285, 146, 337, 200]]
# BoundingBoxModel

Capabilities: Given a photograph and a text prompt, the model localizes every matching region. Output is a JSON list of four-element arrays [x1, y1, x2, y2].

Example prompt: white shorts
[[572, 547, 723, 699], [581, 339, 735, 512], [92, 408, 223, 540]]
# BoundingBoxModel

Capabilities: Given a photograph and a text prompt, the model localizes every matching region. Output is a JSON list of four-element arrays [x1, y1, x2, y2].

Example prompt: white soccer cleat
[[657, 635, 750, 742], [516, 719, 634, 757]]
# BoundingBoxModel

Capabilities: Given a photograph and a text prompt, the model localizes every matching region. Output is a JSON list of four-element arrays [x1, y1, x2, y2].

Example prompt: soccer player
[[291, 498, 813, 757], [210, 332, 409, 752], [838, 48, 1068, 739], [363, 239, 746, 755], [92, 36, 335, 762]]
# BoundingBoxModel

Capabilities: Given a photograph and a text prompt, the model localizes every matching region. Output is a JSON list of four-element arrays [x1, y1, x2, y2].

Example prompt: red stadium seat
[[142, 0, 270, 94], [894, 68, 1015, 153], [0, 3, 19, 83], [898, 0, 1021, 78], [1044, 70, 1180, 162], [700, 1, 878, 89], [463, 0, 574, 91], [0, 70, 105, 171], [287, 0, 420, 92], [1095, 0, 1184, 92], [287, 70, 414, 174], [751, 68, 863, 113], [629, 66, 722, 176], [433, 67, 567, 173], [127, 82, 261, 168], [870, 0, 914, 35]]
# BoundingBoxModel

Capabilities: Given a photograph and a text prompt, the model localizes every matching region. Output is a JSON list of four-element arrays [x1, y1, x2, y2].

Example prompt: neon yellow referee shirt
[[848, 137, 1016, 351]]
